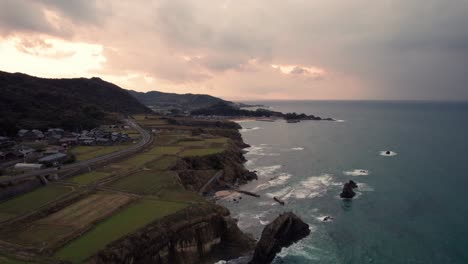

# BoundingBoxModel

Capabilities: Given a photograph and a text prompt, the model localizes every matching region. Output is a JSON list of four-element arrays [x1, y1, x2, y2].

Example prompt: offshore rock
[[340, 180, 358, 199], [249, 212, 310, 264]]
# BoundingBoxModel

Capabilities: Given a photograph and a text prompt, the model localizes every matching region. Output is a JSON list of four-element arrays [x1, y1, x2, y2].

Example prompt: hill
[[128, 90, 237, 111], [0, 71, 151, 135]]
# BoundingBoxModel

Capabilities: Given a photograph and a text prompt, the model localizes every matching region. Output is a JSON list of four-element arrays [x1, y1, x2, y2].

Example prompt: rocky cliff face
[[249, 212, 310, 264], [175, 142, 256, 192], [93, 204, 255, 264]]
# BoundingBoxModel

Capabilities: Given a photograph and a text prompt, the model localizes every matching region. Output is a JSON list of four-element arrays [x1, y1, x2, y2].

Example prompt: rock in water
[[340, 180, 358, 199], [249, 212, 310, 264]]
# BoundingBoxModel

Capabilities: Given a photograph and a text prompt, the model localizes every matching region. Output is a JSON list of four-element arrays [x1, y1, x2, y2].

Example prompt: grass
[[145, 146, 181, 156], [179, 148, 225, 157], [177, 140, 206, 147], [67, 171, 111, 185], [0, 255, 37, 264], [54, 199, 188, 263], [146, 156, 179, 171], [204, 137, 229, 144], [0, 185, 72, 222], [109, 171, 181, 195], [120, 154, 160, 168], [3, 193, 133, 248], [71, 145, 129, 161], [157, 189, 206, 203]]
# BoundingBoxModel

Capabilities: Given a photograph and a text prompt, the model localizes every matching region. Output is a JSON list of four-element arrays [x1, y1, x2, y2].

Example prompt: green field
[[54, 199, 188, 263], [179, 148, 225, 157], [204, 137, 229, 144], [0, 255, 37, 264], [145, 146, 181, 156], [68, 171, 111, 185], [3, 193, 133, 248], [71, 145, 129, 161], [146, 156, 179, 171], [120, 154, 160, 168], [0, 185, 72, 222], [109, 171, 181, 195]]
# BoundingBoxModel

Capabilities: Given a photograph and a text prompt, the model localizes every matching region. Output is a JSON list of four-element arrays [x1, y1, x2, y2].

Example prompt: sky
[[0, 0, 467, 101]]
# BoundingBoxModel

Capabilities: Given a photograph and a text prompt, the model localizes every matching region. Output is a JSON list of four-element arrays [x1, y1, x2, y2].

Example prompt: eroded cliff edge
[[93, 204, 255, 264]]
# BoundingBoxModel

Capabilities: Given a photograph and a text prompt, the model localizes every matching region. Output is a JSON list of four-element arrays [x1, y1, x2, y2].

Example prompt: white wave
[[266, 174, 339, 200], [276, 235, 320, 260], [291, 147, 304, 151], [379, 150, 398, 156], [358, 182, 375, 192], [343, 169, 369, 176], [245, 145, 280, 157], [316, 215, 335, 222], [240, 126, 261, 132], [254, 173, 292, 191], [254, 165, 282, 178], [335, 119, 346, 122], [236, 212, 270, 229]]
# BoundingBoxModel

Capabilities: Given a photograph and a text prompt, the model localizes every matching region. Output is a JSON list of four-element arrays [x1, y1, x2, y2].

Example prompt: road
[[0, 119, 153, 184]]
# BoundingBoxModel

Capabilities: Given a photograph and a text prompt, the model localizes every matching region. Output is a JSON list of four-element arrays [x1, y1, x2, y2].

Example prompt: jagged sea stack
[[249, 212, 310, 264], [340, 180, 358, 199]]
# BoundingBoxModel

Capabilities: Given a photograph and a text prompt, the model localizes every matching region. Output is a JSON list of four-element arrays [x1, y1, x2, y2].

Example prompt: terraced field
[[67, 171, 111, 185], [0, 116, 234, 262], [109, 171, 182, 195], [0, 185, 73, 222], [54, 199, 187, 263], [179, 147, 225, 157], [1, 192, 134, 248], [71, 145, 130, 161]]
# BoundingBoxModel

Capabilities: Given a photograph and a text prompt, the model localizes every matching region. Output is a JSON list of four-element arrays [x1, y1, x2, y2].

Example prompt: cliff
[[93, 204, 255, 264]]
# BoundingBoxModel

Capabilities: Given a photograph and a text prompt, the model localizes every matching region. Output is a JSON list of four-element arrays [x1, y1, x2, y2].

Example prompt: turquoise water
[[218, 101, 468, 264]]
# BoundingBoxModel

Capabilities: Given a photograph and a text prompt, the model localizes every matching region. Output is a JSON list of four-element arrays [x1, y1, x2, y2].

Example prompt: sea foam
[[291, 147, 305, 151], [343, 169, 370, 176], [379, 150, 398, 156], [266, 174, 339, 200], [246, 145, 280, 156], [240, 126, 262, 132]]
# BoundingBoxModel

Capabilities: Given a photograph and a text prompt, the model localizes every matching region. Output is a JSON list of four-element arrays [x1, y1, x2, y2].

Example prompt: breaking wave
[[240, 126, 262, 132], [266, 174, 340, 200], [343, 169, 369, 176], [254, 173, 292, 191], [245, 145, 280, 156], [291, 147, 305, 151], [380, 150, 398, 156]]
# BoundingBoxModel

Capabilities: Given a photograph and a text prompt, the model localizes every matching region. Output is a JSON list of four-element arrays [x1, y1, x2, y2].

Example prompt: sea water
[[217, 100, 468, 264]]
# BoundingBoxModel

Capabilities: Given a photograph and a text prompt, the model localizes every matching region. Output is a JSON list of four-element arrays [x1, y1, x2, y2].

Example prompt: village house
[[14, 163, 45, 171], [38, 153, 68, 166], [17, 129, 44, 140], [0, 136, 15, 149]]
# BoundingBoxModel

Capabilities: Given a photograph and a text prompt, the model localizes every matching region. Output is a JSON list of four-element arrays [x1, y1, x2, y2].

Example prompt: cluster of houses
[[0, 125, 135, 172], [16, 127, 132, 147]]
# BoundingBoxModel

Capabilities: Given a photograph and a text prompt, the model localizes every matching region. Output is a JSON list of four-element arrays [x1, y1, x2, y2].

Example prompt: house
[[14, 163, 45, 171], [79, 137, 96, 145], [59, 137, 79, 146], [0, 151, 19, 161], [38, 153, 68, 166], [18, 129, 44, 140], [96, 138, 111, 145], [16, 145, 36, 156], [0, 137, 14, 149]]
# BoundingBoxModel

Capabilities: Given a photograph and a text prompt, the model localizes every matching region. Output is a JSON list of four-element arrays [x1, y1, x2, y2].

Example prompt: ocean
[[217, 100, 468, 264]]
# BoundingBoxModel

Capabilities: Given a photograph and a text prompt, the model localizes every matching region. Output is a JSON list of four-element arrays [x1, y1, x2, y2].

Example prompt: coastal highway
[[0, 119, 153, 185]]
